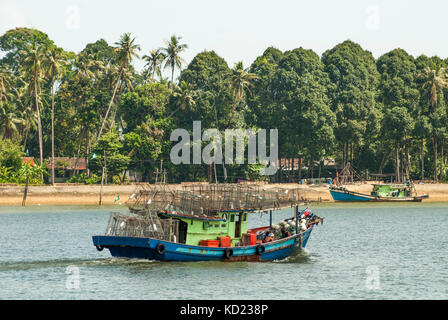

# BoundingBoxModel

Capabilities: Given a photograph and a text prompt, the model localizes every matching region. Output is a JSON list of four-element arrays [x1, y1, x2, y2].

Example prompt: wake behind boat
[[92, 184, 323, 262]]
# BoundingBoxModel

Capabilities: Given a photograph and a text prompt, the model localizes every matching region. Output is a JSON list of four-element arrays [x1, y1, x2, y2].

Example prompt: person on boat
[[264, 233, 274, 242], [281, 227, 290, 238]]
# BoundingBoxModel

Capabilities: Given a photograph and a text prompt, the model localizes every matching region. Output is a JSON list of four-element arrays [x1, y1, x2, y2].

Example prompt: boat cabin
[[370, 184, 411, 198], [159, 211, 249, 247]]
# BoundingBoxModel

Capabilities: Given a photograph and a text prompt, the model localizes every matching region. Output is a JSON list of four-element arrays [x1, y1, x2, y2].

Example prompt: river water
[[0, 203, 447, 300]]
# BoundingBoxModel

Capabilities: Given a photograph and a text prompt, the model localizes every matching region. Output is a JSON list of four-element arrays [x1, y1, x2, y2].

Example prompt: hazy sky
[[1, 0, 448, 73]]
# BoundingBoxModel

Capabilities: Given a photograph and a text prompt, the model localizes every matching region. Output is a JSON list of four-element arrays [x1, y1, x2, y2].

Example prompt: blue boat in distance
[[329, 183, 429, 202], [330, 162, 428, 202]]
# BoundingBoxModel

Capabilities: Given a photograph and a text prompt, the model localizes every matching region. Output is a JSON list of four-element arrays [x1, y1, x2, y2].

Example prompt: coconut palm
[[72, 52, 105, 176], [45, 46, 68, 185], [98, 33, 140, 139], [227, 61, 258, 128], [108, 64, 135, 130], [0, 103, 24, 139], [73, 51, 103, 150], [8, 81, 36, 150], [0, 65, 12, 103], [16, 89, 37, 151], [20, 43, 46, 166], [115, 33, 141, 70], [421, 67, 448, 112], [143, 49, 166, 81], [0, 66, 19, 140], [141, 68, 152, 84], [169, 80, 196, 117], [74, 52, 99, 81], [162, 35, 188, 84], [419, 66, 448, 181]]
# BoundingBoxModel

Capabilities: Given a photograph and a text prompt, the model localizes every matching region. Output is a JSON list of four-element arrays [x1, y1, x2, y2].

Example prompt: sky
[[1, 0, 448, 75]]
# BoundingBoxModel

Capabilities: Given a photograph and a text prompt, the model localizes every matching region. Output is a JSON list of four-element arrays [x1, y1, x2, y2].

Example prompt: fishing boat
[[92, 184, 323, 262], [329, 182, 429, 202]]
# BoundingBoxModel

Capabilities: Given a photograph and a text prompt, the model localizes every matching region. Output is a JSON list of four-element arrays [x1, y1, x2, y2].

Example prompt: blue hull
[[92, 227, 314, 262], [330, 190, 372, 201], [329, 189, 425, 202]]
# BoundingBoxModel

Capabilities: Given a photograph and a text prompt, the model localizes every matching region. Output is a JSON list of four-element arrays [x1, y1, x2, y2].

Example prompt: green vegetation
[[0, 139, 47, 184], [1, 27, 448, 184]]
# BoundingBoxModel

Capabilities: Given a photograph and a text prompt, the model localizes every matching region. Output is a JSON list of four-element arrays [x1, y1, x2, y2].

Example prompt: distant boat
[[92, 184, 323, 262], [329, 182, 429, 202]]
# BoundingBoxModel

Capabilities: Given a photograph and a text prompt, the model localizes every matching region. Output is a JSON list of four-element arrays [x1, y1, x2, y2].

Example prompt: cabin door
[[178, 220, 188, 244], [235, 213, 242, 238]]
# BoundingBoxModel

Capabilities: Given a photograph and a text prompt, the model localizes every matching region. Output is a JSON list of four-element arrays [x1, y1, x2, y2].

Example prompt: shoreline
[[0, 182, 447, 205]]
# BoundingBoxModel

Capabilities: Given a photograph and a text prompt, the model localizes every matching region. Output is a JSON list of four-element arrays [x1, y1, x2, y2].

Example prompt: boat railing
[[105, 212, 178, 240]]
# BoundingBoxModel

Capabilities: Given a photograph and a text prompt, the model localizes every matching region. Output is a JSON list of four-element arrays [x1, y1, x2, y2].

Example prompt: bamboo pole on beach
[[99, 166, 104, 206], [22, 174, 30, 206]]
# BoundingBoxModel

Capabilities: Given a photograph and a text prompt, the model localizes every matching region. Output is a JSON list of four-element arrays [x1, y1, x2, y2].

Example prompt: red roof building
[[46, 157, 87, 170]]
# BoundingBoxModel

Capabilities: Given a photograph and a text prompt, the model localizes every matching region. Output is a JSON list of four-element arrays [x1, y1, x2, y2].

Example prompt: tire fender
[[224, 247, 234, 259], [156, 243, 166, 255], [255, 244, 265, 255]]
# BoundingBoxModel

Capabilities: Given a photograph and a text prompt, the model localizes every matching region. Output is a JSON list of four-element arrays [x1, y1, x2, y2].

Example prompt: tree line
[[0, 27, 447, 184]]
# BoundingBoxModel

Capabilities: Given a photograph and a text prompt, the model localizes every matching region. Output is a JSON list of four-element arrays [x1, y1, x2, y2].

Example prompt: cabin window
[[230, 214, 235, 222], [221, 224, 226, 228], [214, 224, 219, 228], [243, 213, 247, 221]]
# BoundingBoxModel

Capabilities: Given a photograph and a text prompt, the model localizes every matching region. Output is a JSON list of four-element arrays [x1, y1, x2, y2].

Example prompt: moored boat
[[92, 184, 323, 262], [329, 182, 429, 202]]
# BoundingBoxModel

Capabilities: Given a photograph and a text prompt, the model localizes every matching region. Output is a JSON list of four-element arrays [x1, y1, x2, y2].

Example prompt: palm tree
[[419, 66, 448, 181], [0, 65, 12, 103], [72, 52, 105, 176], [108, 64, 135, 130], [45, 46, 67, 185], [143, 49, 166, 81], [97, 33, 140, 140], [169, 80, 196, 117], [227, 61, 258, 128], [162, 35, 188, 84], [421, 67, 448, 112], [18, 93, 36, 151], [0, 66, 20, 139], [20, 44, 46, 166], [10, 83, 36, 150], [0, 103, 24, 139], [74, 52, 99, 81], [141, 68, 152, 84]]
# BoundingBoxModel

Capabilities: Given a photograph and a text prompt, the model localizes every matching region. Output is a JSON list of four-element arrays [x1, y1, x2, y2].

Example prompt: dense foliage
[[1, 27, 448, 184]]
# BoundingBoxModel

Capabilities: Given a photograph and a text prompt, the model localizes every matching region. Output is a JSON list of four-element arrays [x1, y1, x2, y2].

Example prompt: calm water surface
[[0, 203, 447, 299]]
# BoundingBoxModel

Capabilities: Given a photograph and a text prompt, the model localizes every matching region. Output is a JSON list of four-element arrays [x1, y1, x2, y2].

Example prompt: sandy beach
[[0, 182, 446, 205]]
